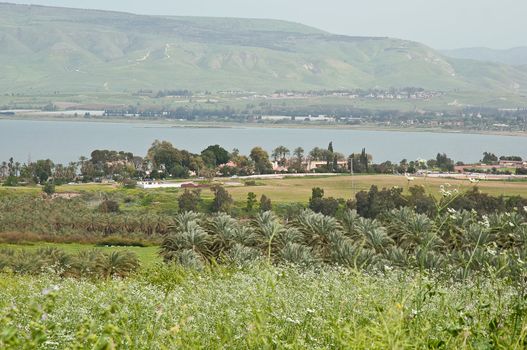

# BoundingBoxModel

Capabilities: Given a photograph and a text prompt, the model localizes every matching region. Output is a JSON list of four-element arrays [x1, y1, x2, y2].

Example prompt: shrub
[[0, 248, 140, 278], [2, 175, 18, 187], [122, 178, 137, 189], [259, 194, 272, 212], [246, 192, 257, 212], [210, 185, 233, 213], [42, 182, 55, 195], [98, 200, 120, 213], [178, 189, 202, 212]]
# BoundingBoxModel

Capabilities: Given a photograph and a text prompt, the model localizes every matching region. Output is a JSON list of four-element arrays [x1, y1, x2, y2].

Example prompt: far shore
[[1, 114, 526, 138]]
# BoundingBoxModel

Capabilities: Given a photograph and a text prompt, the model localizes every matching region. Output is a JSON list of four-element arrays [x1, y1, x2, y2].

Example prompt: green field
[[51, 175, 527, 204], [1, 265, 526, 349], [218, 175, 527, 203], [3, 174, 527, 207]]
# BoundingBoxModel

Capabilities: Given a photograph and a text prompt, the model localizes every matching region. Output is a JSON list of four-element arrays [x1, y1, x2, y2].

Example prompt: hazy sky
[[7, 0, 527, 49]]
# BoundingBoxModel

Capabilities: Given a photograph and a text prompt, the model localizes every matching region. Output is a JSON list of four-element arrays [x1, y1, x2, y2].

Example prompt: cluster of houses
[[270, 160, 348, 173], [455, 159, 527, 174]]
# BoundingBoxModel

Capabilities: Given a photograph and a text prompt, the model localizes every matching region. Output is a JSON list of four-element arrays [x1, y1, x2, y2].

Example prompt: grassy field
[[216, 175, 527, 203], [3, 174, 527, 206], [1, 265, 525, 349]]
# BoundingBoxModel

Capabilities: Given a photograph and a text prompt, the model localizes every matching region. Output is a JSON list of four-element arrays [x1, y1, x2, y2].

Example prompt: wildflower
[[42, 285, 60, 296], [285, 317, 301, 324]]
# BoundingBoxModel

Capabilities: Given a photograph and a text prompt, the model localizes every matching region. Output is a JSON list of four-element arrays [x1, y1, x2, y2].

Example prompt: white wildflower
[[42, 285, 60, 296]]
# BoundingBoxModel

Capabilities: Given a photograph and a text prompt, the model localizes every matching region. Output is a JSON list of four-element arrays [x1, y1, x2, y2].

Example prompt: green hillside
[[442, 47, 527, 66], [1, 2, 527, 95]]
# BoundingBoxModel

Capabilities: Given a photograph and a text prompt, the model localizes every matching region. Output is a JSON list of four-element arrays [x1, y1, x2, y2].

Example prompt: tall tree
[[211, 186, 233, 213], [250, 147, 273, 174], [201, 145, 230, 167]]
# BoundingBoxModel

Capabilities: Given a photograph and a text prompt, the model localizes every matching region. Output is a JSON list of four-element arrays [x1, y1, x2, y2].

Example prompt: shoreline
[[1, 115, 526, 138]]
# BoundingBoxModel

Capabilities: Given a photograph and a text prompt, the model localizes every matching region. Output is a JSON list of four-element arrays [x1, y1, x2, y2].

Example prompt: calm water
[[0, 119, 525, 164]]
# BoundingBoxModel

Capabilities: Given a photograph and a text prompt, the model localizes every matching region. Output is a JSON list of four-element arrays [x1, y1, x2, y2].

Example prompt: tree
[[250, 147, 273, 174], [327, 142, 334, 171], [178, 189, 202, 212], [211, 186, 233, 213], [355, 185, 406, 218], [349, 149, 372, 173], [310, 187, 325, 202], [309, 147, 325, 161], [42, 182, 55, 196], [500, 155, 522, 161], [34, 159, 54, 184], [259, 195, 272, 212], [435, 153, 454, 172], [308, 187, 339, 216], [146, 140, 191, 178], [201, 145, 230, 167], [272, 146, 290, 166], [290, 147, 306, 172], [246, 192, 257, 212], [481, 152, 498, 165]]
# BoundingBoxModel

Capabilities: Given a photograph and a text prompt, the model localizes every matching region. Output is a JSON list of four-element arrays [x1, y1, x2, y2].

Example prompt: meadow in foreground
[[2, 184, 527, 349], [1, 264, 527, 349]]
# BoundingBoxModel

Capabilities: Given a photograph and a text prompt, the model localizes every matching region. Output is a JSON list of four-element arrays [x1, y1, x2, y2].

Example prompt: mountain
[[441, 47, 527, 66], [1, 2, 527, 95]]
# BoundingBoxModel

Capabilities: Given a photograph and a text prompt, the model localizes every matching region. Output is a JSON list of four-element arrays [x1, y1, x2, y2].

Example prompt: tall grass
[[0, 265, 526, 349]]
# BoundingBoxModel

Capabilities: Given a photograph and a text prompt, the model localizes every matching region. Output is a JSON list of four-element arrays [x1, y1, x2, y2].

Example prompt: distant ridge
[[0, 2, 526, 94], [441, 47, 527, 66]]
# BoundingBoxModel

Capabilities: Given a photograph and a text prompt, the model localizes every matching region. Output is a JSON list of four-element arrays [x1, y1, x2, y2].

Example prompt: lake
[[0, 119, 525, 164]]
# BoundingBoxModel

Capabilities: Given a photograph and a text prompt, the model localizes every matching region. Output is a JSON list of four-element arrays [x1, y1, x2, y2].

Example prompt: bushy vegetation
[[0, 194, 173, 239], [1, 265, 527, 349], [159, 204, 527, 280], [1, 183, 527, 348], [0, 247, 139, 278]]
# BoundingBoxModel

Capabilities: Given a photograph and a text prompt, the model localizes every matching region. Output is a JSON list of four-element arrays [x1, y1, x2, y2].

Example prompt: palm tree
[[252, 211, 286, 260], [280, 242, 316, 266], [161, 220, 211, 263], [96, 251, 140, 278]]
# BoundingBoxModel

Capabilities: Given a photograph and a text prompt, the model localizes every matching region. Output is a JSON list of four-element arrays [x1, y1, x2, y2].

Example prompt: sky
[[5, 0, 527, 49]]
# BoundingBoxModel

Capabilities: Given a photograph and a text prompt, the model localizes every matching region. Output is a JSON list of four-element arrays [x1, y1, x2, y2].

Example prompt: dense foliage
[[0, 248, 139, 278], [1, 265, 527, 349], [160, 205, 527, 282]]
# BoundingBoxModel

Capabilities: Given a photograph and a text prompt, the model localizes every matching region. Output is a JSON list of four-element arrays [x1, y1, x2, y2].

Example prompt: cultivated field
[[217, 175, 527, 203]]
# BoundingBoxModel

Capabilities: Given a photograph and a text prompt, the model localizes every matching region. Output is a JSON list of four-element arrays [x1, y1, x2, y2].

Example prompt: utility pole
[[349, 156, 355, 197]]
